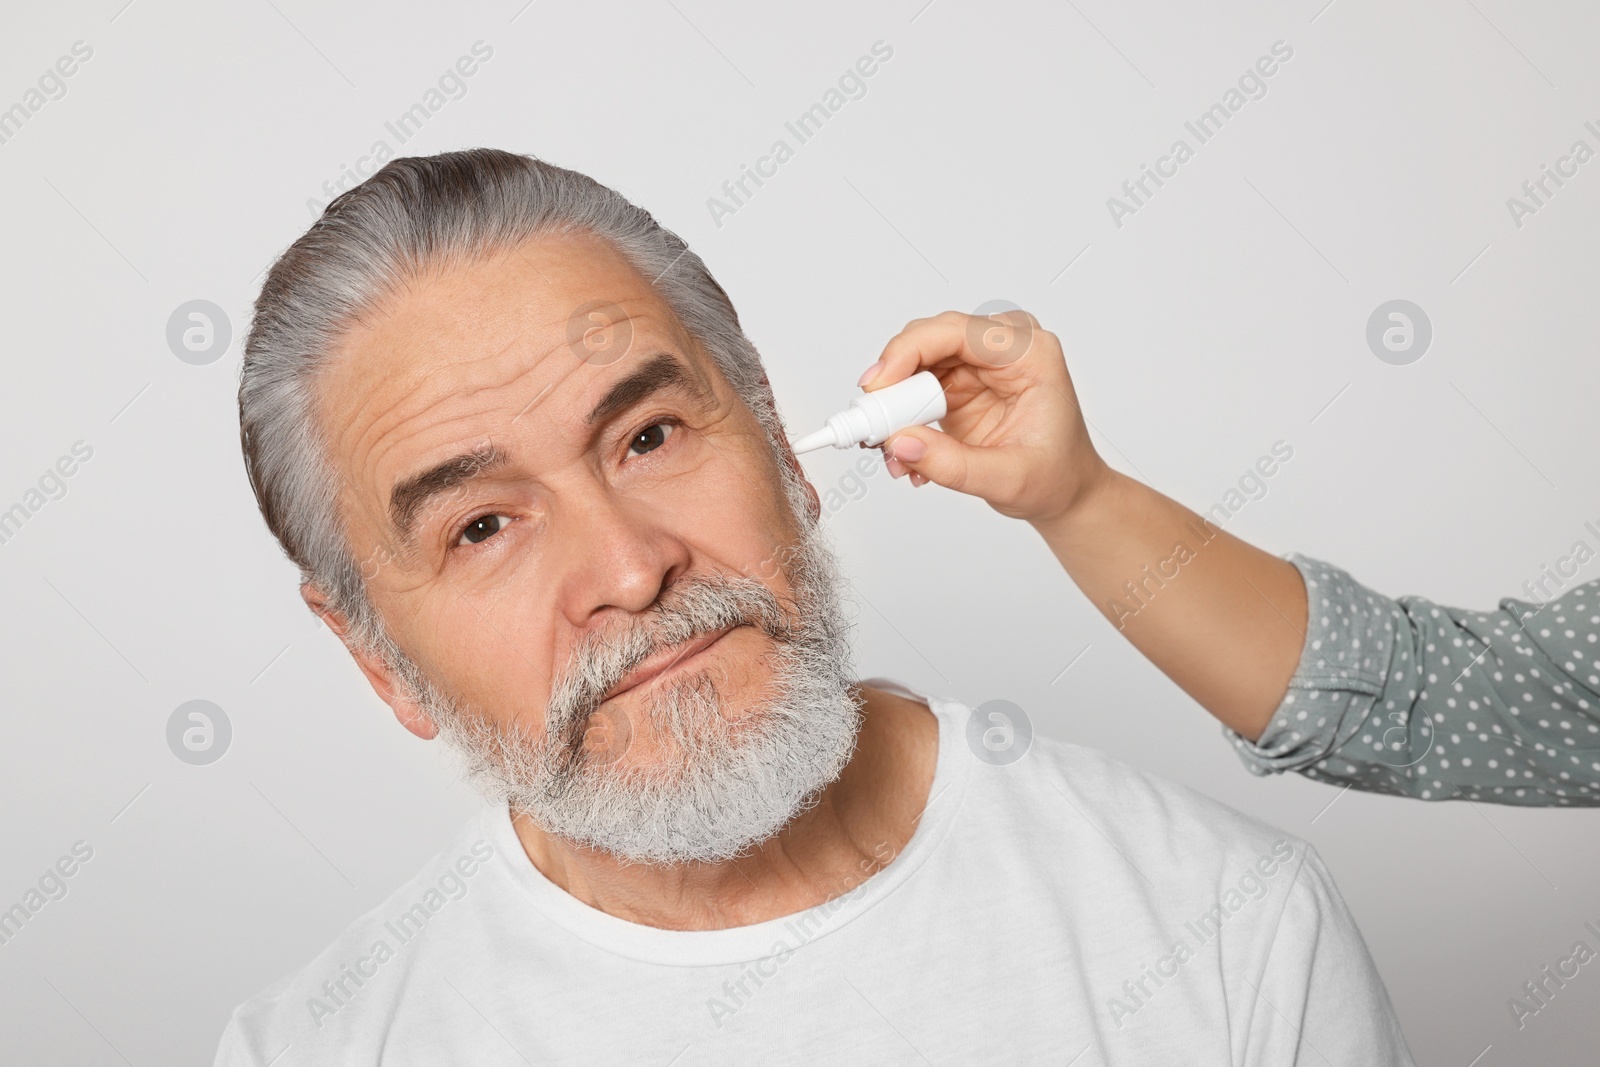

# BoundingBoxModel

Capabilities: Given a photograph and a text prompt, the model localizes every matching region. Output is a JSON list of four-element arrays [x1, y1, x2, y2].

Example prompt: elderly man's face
[[316, 235, 811, 772]]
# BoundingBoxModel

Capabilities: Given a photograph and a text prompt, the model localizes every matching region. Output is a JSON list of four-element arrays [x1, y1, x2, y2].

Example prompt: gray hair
[[239, 148, 798, 663]]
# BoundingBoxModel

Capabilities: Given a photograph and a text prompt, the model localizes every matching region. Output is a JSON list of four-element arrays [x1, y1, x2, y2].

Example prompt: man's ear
[[776, 440, 822, 526], [796, 460, 822, 525], [756, 372, 823, 526], [299, 582, 438, 741]]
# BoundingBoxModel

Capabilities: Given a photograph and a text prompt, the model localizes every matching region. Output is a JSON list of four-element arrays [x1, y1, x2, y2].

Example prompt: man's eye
[[629, 422, 674, 456], [458, 514, 512, 547]]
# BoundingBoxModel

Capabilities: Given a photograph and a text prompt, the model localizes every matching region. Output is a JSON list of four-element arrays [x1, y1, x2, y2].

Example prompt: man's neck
[[510, 683, 940, 930]]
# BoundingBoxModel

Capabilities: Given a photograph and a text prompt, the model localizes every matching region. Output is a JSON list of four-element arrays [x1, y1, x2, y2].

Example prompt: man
[[217, 148, 1413, 1064]]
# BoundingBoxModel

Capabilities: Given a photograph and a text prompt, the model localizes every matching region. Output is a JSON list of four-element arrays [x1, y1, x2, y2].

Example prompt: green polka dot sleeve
[[1225, 555, 1600, 807]]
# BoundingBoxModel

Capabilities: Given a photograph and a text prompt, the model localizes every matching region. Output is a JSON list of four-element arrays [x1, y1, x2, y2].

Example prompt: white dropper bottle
[[789, 370, 948, 454]]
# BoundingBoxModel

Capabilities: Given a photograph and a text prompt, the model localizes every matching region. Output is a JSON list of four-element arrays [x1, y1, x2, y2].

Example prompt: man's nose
[[555, 485, 691, 627]]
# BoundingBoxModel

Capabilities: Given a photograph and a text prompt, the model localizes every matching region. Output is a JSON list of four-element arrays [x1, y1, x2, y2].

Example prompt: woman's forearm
[[1030, 470, 1307, 741]]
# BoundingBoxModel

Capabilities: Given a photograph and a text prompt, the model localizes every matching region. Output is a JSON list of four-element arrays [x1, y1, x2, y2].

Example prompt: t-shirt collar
[[484, 679, 973, 967]]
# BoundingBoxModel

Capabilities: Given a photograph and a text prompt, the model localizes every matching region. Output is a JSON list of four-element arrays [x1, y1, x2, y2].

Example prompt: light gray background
[[3, 1, 1597, 1063]]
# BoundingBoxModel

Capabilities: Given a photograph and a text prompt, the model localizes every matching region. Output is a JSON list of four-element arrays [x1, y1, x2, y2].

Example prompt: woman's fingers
[[883, 424, 1026, 499], [861, 309, 1046, 395]]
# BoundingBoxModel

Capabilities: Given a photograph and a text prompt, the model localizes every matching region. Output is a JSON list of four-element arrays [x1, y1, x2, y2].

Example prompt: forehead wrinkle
[[338, 261, 672, 442], [334, 327, 549, 523]]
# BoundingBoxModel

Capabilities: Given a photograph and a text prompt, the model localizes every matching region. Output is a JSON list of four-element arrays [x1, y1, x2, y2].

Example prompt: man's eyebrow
[[388, 443, 510, 544], [586, 352, 710, 427]]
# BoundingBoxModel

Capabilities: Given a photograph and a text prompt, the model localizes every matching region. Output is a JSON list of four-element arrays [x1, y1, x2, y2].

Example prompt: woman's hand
[[864, 308, 1307, 742], [861, 308, 1109, 527]]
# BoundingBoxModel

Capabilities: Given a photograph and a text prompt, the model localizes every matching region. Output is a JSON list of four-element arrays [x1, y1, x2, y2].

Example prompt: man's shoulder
[[952, 708, 1315, 888], [1039, 731, 1291, 838], [961, 723, 1336, 961], [214, 808, 506, 1066]]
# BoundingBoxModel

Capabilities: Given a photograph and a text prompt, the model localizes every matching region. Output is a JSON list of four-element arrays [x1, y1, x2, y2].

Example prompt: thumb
[[884, 425, 1016, 498]]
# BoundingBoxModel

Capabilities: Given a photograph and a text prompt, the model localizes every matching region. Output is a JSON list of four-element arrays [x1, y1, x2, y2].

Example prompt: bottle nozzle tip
[[790, 428, 836, 454]]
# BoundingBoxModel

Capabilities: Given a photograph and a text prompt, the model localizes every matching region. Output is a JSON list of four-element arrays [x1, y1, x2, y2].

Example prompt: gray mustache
[[545, 572, 798, 753]]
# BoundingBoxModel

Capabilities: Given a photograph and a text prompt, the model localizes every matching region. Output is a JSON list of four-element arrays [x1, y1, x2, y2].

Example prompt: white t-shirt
[[215, 681, 1415, 1065]]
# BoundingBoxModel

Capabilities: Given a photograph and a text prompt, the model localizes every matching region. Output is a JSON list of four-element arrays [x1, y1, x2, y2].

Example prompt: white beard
[[402, 511, 864, 867]]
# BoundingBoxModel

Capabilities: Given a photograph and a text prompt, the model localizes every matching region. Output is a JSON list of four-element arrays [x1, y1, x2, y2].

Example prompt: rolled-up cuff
[[1225, 554, 1393, 776]]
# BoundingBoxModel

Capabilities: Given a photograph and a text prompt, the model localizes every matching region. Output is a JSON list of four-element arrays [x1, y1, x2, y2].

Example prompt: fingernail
[[886, 456, 906, 478], [889, 436, 926, 462], [857, 360, 884, 388], [910, 472, 928, 487]]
